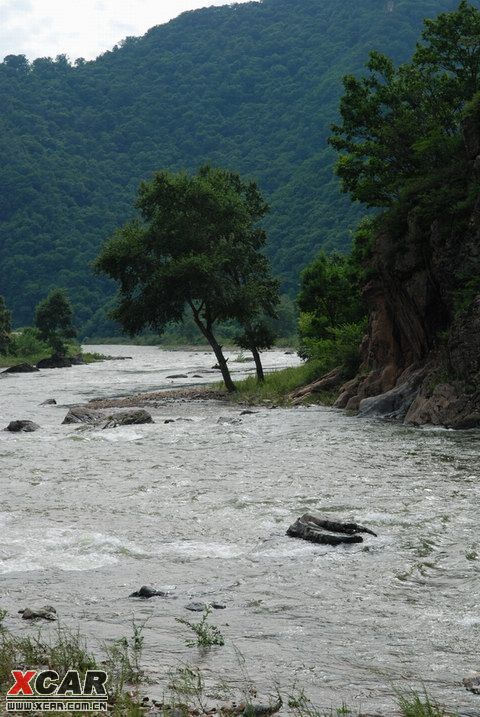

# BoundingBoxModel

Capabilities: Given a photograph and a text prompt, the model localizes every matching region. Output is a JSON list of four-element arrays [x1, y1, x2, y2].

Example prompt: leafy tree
[[298, 252, 363, 335], [330, 1, 480, 209], [0, 296, 12, 355], [234, 321, 277, 382], [95, 166, 278, 392], [297, 251, 365, 365], [34, 289, 76, 357]]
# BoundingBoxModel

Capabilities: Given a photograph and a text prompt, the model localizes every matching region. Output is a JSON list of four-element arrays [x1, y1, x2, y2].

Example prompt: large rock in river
[[62, 406, 101, 425], [37, 356, 72, 369], [102, 409, 154, 428], [3, 363, 39, 373], [5, 420, 40, 432], [287, 513, 377, 546]]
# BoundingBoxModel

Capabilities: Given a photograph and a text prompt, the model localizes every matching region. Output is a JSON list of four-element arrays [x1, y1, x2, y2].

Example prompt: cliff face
[[335, 118, 480, 428]]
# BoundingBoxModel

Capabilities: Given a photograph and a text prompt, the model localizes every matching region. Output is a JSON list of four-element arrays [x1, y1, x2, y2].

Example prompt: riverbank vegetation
[[0, 611, 454, 717]]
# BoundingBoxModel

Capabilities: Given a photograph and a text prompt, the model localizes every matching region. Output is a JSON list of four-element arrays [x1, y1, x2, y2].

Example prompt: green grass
[[0, 612, 460, 717], [175, 606, 225, 648], [229, 360, 337, 406], [395, 688, 452, 717]]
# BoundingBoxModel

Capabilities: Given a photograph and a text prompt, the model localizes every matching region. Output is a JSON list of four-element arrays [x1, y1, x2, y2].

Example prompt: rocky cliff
[[334, 116, 480, 428]]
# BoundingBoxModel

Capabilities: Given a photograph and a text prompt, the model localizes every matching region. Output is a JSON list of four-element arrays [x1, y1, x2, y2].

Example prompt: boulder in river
[[3, 363, 39, 373], [19, 605, 57, 621], [62, 406, 100, 425], [37, 356, 72, 369], [287, 513, 377, 546], [40, 398, 57, 406], [5, 420, 40, 433], [102, 409, 154, 428], [166, 374, 188, 379], [129, 585, 167, 598]]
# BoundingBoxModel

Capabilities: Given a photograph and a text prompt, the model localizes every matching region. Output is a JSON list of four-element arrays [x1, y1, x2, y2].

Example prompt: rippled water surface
[[1, 346, 479, 712]]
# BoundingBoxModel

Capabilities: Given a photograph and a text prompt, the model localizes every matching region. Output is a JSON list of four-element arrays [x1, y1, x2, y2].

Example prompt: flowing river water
[[1, 346, 479, 714]]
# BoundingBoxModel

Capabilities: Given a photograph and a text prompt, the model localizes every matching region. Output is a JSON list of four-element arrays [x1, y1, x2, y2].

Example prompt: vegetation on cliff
[[308, 0, 480, 424], [0, 0, 461, 333]]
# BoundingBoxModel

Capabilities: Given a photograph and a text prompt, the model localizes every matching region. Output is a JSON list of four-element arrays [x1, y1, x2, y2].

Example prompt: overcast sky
[[0, 0, 255, 62]]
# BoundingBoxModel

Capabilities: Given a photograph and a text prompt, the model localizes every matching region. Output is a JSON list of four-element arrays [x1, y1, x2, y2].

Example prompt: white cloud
[[0, 0, 256, 62]]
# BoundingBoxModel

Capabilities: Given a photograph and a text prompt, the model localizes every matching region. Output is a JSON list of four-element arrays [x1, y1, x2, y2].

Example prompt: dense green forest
[[0, 0, 461, 336]]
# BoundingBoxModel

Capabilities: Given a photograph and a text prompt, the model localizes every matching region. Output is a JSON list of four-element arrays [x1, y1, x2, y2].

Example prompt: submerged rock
[[129, 585, 167, 598], [185, 601, 226, 612], [166, 374, 188, 379], [5, 420, 40, 433], [102, 409, 154, 428], [241, 697, 283, 717], [217, 416, 242, 425], [464, 673, 480, 695], [3, 363, 39, 373], [40, 398, 57, 406], [37, 356, 72, 369], [19, 605, 57, 621], [287, 513, 377, 546]]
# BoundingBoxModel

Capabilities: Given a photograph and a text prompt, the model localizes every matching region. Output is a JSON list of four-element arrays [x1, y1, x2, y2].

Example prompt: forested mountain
[[0, 0, 460, 335]]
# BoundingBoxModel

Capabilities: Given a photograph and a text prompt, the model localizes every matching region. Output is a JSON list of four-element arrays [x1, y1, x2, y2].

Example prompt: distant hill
[[0, 0, 460, 335]]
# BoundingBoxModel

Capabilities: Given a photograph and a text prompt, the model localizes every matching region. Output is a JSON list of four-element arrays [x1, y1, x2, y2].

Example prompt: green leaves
[[34, 289, 76, 357], [330, 2, 480, 209]]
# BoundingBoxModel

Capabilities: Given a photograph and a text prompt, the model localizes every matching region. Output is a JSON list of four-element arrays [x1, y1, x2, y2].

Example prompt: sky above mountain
[[0, 0, 255, 62]]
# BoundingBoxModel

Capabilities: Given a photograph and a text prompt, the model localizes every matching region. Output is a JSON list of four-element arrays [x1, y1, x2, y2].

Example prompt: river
[[0, 346, 479, 713]]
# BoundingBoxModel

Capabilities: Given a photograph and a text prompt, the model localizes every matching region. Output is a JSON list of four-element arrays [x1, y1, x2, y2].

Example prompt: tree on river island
[[35, 289, 77, 358], [95, 165, 280, 391]]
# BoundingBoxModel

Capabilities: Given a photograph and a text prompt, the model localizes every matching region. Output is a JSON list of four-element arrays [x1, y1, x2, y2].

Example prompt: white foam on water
[[154, 540, 244, 559], [95, 428, 146, 442], [0, 525, 147, 574]]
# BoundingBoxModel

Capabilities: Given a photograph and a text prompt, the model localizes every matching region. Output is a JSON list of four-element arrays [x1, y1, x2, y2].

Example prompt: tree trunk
[[251, 345, 265, 382], [188, 303, 236, 392], [207, 330, 236, 393]]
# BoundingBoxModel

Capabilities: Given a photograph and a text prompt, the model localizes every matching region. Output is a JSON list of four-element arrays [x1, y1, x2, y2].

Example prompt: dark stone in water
[[164, 419, 176, 424], [37, 356, 72, 369], [41, 398, 57, 406], [129, 585, 167, 599], [19, 605, 57, 621], [102, 409, 154, 428], [166, 374, 188, 379], [3, 363, 39, 373], [63, 407, 100, 425], [240, 410, 257, 415], [287, 513, 377, 546], [5, 420, 40, 433], [70, 353, 85, 365]]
